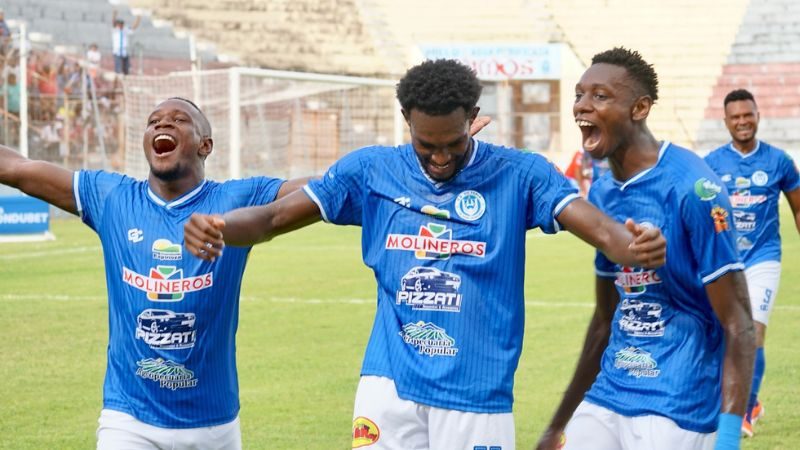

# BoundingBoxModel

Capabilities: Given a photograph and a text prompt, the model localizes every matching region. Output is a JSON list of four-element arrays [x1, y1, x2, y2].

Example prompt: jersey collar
[[147, 181, 206, 209], [727, 140, 761, 158]]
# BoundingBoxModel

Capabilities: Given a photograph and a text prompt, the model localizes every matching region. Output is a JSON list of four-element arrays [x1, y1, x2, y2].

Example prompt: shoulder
[[663, 144, 723, 190], [477, 141, 556, 173], [703, 145, 729, 162]]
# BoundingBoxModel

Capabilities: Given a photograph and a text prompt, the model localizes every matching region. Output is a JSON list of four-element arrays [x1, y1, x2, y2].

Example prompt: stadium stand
[[696, 0, 800, 153]]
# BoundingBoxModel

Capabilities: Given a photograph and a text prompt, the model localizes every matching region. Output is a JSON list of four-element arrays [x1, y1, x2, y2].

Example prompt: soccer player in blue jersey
[[0, 97, 312, 449], [535, 48, 755, 450], [704, 88, 800, 438], [184, 59, 667, 450]]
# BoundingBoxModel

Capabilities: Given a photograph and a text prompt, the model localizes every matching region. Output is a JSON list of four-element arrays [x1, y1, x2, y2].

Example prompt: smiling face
[[724, 99, 759, 148], [573, 63, 652, 160], [142, 99, 212, 182], [404, 107, 477, 182]]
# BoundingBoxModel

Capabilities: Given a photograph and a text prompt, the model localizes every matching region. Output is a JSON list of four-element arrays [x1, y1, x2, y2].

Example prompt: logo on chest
[[385, 223, 486, 260], [122, 266, 213, 301]]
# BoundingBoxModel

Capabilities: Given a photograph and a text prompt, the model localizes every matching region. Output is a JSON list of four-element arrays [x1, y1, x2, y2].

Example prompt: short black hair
[[167, 97, 211, 137], [396, 59, 482, 115], [591, 47, 659, 102], [724, 89, 756, 108]]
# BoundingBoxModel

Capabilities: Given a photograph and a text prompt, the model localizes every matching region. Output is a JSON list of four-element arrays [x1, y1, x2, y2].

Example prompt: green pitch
[[1, 206, 798, 449]]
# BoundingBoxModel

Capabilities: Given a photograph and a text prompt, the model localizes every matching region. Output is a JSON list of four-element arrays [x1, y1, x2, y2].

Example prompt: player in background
[[0, 98, 307, 449], [184, 59, 666, 450], [563, 149, 591, 197], [703, 88, 800, 438], [535, 48, 754, 450]]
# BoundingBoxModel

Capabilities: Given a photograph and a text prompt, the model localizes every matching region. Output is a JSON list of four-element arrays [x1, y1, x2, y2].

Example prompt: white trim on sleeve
[[302, 185, 329, 223], [552, 193, 581, 232], [702, 262, 745, 284], [72, 171, 83, 215]]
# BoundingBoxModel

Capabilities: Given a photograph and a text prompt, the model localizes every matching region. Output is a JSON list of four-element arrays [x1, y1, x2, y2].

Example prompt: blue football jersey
[[704, 141, 800, 266], [585, 142, 743, 433], [304, 140, 579, 413], [74, 171, 283, 428]]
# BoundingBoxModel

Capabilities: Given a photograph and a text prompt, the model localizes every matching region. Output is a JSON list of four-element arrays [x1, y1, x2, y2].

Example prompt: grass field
[[1, 205, 798, 449]]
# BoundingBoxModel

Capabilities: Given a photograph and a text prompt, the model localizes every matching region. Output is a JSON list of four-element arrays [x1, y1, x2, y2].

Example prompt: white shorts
[[352, 375, 515, 450], [96, 409, 241, 450], [745, 260, 781, 326], [563, 401, 716, 450]]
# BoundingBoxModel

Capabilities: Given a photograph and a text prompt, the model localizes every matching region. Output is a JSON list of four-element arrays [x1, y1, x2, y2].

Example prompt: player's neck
[[731, 139, 757, 154], [148, 173, 204, 202], [610, 132, 660, 182]]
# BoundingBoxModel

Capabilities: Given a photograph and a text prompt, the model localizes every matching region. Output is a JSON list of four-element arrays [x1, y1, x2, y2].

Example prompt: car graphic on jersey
[[618, 299, 665, 337], [400, 267, 461, 292], [138, 309, 196, 334]]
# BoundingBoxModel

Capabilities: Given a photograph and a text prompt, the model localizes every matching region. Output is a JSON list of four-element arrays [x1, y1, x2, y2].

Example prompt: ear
[[631, 96, 653, 122], [468, 106, 480, 123], [199, 137, 213, 159], [401, 108, 411, 124]]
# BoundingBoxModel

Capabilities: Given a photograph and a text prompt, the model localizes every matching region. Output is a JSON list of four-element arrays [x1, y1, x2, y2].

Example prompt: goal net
[[122, 67, 401, 181]]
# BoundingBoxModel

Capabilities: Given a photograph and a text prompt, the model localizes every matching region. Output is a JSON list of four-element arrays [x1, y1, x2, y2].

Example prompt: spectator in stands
[[564, 149, 591, 197], [2, 72, 20, 145], [111, 10, 140, 75], [35, 63, 58, 122], [86, 43, 102, 84], [704, 88, 800, 439], [0, 9, 10, 56]]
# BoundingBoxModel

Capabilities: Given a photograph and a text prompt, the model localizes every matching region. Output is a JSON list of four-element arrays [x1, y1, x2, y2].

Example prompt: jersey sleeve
[[682, 178, 744, 284], [241, 176, 285, 207], [524, 154, 580, 233], [303, 150, 365, 226], [74, 170, 130, 232], [779, 151, 800, 193]]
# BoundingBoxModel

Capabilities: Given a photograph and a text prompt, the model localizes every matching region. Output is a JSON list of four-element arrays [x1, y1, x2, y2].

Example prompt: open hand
[[184, 213, 226, 261], [625, 218, 666, 269]]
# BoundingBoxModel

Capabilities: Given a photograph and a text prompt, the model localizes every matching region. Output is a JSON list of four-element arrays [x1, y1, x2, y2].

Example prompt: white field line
[[3, 293, 800, 312], [0, 245, 100, 260]]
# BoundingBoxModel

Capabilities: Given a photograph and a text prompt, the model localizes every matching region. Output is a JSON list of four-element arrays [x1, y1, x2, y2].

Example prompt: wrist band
[[714, 413, 742, 450]]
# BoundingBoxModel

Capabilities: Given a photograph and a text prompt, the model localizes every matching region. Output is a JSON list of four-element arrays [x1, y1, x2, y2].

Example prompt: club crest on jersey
[[136, 309, 197, 350], [396, 266, 463, 312], [615, 266, 661, 296], [693, 178, 721, 201], [751, 170, 768, 186], [618, 299, 665, 337], [614, 346, 660, 378], [454, 190, 486, 221], [399, 321, 459, 357], [152, 239, 182, 261], [710, 206, 730, 233], [122, 266, 213, 301], [135, 358, 198, 390], [352, 416, 380, 448], [385, 223, 486, 260]]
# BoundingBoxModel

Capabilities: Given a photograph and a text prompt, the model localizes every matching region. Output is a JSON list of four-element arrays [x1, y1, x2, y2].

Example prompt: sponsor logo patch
[[735, 177, 751, 189], [733, 210, 756, 233], [135, 358, 198, 390], [737, 236, 754, 252], [352, 416, 380, 448], [385, 223, 486, 260], [730, 191, 766, 208], [397, 266, 462, 312], [615, 266, 662, 296], [421, 205, 450, 219], [711, 206, 730, 233], [136, 309, 197, 349], [122, 266, 213, 302], [128, 228, 144, 243], [454, 190, 486, 221], [152, 239, 182, 261], [618, 299, 665, 337], [694, 178, 721, 201], [614, 346, 660, 378], [394, 196, 411, 208], [399, 321, 459, 357]]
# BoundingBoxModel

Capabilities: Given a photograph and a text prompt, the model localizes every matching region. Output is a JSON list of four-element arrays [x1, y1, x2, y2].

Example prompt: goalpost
[[122, 67, 403, 181]]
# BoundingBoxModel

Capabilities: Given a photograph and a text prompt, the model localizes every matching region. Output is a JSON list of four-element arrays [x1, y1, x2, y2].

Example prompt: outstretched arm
[[184, 189, 322, 259], [556, 198, 666, 269], [535, 276, 617, 450], [0, 144, 77, 214], [785, 187, 800, 236]]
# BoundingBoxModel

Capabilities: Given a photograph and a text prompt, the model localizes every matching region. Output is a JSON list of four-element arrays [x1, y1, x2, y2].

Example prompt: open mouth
[[577, 119, 601, 152], [153, 134, 177, 154]]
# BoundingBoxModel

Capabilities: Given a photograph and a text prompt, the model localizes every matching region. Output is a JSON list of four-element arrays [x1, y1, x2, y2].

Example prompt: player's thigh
[[563, 401, 620, 450], [352, 375, 429, 450], [622, 414, 715, 450], [177, 416, 242, 450], [428, 407, 514, 450], [745, 261, 781, 325], [97, 409, 162, 450]]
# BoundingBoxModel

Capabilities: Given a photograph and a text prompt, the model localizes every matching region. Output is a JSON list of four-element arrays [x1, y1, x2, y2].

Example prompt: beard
[[150, 163, 185, 182]]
